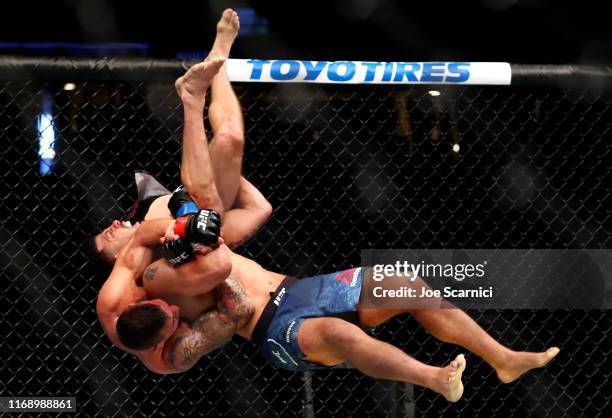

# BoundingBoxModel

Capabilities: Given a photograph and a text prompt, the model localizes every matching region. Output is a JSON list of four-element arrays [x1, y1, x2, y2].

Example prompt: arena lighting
[[63, 83, 76, 91], [428, 90, 441, 96], [37, 112, 56, 176]]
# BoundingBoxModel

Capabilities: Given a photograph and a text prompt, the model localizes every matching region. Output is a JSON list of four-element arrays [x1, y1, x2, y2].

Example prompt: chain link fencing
[[0, 60, 610, 417]]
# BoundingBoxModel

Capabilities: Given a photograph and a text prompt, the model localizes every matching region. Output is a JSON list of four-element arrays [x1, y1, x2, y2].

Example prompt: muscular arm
[[222, 177, 272, 249], [174, 176, 271, 249], [97, 219, 174, 309], [143, 244, 232, 297], [157, 275, 254, 373], [132, 218, 175, 247], [96, 219, 177, 347]]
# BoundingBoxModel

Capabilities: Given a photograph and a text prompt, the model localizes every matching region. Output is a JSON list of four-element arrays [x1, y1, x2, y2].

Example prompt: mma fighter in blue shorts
[[96, 10, 560, 403], [100, 209, 560, 403]]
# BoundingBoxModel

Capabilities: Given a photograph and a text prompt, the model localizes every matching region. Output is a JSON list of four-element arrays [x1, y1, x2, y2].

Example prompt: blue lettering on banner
[[246, 60, 473, 83], [362, 62, 382, 82], [247, 59, 270, 80], [446, 62, 471, 82], [327, 61, 356, 81], [394, 63, 421, 82], [303, 61, 327, 80], [382, 62, 394, 82], [271, 60, 300, 80], [421, 62, 445, 82]]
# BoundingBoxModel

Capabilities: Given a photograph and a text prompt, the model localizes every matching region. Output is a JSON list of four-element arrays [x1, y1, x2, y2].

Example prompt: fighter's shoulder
[[135, 347, 176, 375], [144, 194, 172, 220], [96, 309, 135, 355], [138, 323, 191, 375]]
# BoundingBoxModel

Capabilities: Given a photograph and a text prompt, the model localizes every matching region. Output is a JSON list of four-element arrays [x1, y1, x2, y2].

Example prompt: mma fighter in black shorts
[[90, 9, 271, 265]]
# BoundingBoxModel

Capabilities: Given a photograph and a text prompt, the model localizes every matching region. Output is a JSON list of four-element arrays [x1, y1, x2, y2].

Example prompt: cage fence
[[0, 58, 611, 417]]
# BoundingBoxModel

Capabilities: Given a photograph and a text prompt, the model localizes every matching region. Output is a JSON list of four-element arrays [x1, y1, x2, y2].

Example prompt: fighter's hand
[[194, 236, 224, 256], [160, 218, 224, 262], [160, 235, 194, 266], [160, 221, 179, 244], [173, 209, 221, 247], [168, 186, 198, 218]]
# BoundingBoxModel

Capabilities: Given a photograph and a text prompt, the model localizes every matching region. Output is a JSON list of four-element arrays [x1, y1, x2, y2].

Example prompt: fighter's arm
[[96, 219, 177, 348], [169, 176, 271, 249], [143, 244, 232, 297], [139, 276, 254, 374], [97, 218, 176, 311], [223, 177, 273, 249]]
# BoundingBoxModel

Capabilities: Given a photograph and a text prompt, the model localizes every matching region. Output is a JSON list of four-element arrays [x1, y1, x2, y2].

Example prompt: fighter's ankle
[[180, 92, 206, 107]]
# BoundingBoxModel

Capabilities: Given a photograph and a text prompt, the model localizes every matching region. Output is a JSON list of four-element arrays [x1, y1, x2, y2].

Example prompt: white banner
[[226, 59, 511, 85]]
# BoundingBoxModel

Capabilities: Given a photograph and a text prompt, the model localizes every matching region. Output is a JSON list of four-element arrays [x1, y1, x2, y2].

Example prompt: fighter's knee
[[258, 199, 273, 222], [358, 314, 379, 329], [214, 126, 244, 152]]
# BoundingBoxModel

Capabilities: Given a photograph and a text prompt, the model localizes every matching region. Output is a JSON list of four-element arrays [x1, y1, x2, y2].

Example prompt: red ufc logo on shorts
[[336, 269, 356, 286]]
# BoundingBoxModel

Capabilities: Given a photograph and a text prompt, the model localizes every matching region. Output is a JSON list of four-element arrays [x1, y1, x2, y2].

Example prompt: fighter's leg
[[358, 274, 560, 383], [298, 317, 466, 402], [207, 9, 245, 208], [408, 308, 559, 383], [175, 58, 226, 215], [222, 177, 272, 248]]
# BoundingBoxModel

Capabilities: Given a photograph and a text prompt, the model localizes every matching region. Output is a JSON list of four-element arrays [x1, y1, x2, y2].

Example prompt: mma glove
[[161, 209, 221, 266], [168, 185, 198, 218], [173, 209, 221, 246], [160, 236, 194, 266]]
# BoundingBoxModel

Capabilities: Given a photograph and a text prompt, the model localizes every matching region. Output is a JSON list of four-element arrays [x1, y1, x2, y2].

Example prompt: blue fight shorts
[[251, 267, 364, 372]]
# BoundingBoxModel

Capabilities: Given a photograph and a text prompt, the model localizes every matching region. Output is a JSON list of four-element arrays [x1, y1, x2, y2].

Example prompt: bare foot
[[175, 57, 226, 99], [496, 347, 560, 383], [436, 354, 466, 402], [209, 8, 240, 59]]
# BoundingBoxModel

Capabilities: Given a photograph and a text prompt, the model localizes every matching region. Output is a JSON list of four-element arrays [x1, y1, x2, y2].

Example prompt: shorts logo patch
[[271, 350, 287, 364], [350, 267, 361, 287], [274, 287, 287, 306], [336, 268, 358, 286], [286, 320, 296, 343], [267, 339, 298, 366]]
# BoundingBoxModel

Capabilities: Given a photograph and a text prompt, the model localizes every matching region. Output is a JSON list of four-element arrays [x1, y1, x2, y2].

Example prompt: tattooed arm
[[97, 217, 174, 312], [222, 177, 272, 249], [138, 275, 254, 374], [97, 218, 180, 350], [142, 244, 232, 297]]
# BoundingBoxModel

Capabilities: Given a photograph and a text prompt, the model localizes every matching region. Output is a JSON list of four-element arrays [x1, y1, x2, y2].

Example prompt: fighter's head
[[116, 299, 180, 351], [91, 220, 139, 265]]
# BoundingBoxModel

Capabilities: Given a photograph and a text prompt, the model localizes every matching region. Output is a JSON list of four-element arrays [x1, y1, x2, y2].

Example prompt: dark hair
[[87, 235, 114, 286], [116, 304, 168, 350]]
